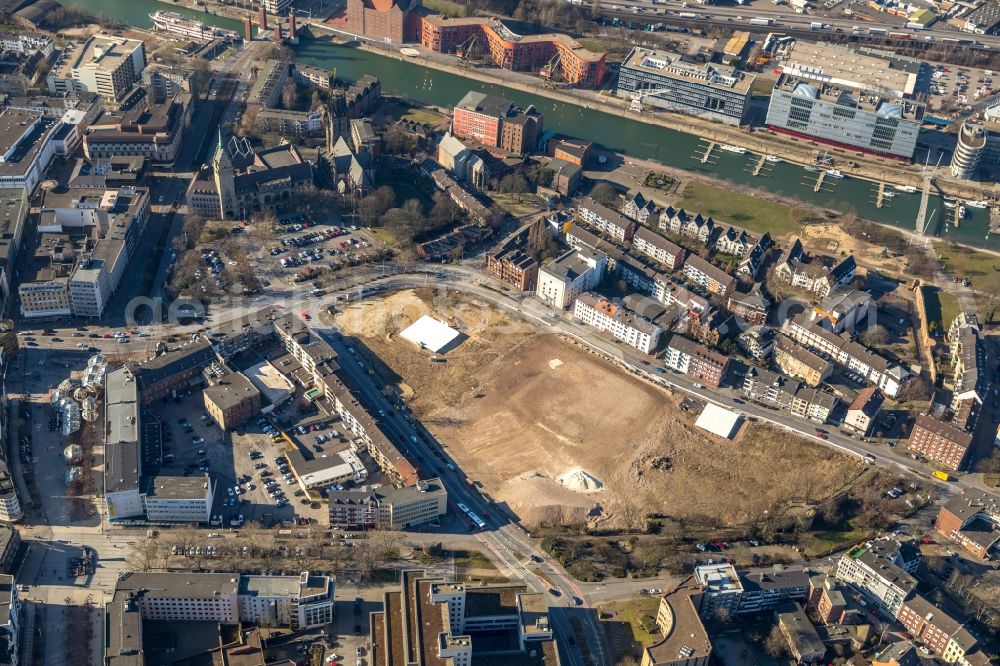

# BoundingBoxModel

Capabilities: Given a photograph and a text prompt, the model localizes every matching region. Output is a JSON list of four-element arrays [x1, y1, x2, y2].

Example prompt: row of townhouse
[[683, 254, 736, 299], [572, 292, 663, 354], [663, 335, 729, 387], [773, 238, 857, 299], [656, 206, 772, 276], [576, 196, 637, 243], [742, 366, 840, 423], [781, 313, 909, 398]]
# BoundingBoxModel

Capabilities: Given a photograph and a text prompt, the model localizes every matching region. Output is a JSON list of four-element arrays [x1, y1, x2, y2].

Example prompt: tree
[[358, 186, 396, 227], [497, 173, 530, 199], [179, 214, 206, 250], [763, 625, 787, 658], [127, 536, 162, 572], [384, 126, 416, 155], [536, 167, 555, 188], [250, 210, 279, 244], [590, 182, 619, 208], [429, 192, 460, 227], [281, 77, 297, 110], [310, 89, 323, 111], [860, 324, 889, 346]]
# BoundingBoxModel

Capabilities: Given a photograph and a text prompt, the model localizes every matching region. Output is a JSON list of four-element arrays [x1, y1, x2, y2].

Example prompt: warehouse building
[[765, 43, 923, 160]]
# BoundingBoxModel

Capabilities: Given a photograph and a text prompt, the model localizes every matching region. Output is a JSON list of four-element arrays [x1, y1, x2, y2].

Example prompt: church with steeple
[[186, 132, 315, 220]]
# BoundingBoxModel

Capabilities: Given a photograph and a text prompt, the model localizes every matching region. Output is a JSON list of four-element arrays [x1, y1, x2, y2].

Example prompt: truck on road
[[932, 470, 950, 481]]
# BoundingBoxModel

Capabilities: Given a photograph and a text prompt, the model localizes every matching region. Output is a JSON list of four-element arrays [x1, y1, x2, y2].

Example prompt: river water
[[71, 0, 1000, 249]]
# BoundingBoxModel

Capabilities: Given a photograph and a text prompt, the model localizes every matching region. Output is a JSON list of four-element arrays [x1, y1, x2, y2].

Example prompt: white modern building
[[765, 43, 923, 160], [47, 35, 146, 102], [536, 248, 607, 310], [949, 121, 986, 179], [142, 475, 215, 523], [106, 570, 335, 662], [573, 292, 662, 354], [836, 537, 920, 618]]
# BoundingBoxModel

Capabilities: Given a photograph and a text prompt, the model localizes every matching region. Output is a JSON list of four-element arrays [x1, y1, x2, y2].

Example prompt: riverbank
[[307, 22, 997, 203]]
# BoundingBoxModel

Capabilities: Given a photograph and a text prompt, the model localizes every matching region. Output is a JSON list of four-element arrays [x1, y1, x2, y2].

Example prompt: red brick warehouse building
[[418, 15, 607, 88], [345, 0, 423, 44]]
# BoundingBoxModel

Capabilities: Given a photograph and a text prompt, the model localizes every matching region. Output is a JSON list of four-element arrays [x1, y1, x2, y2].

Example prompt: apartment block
[[781, 313, 908, 398], [844, 387, 884, 437], [776, 603, 825, 664], [328, 478, 448, 530], [737, 325, 774, 360], [486, 225, 539, 291], [812, 289, 873, 334], [836, 538, 919, 617], [664, 335, 729, 388], [906, 414, 974, 471], [576, 197, 638, 244], [897, 594, 979, 664], [683, 254, 736, 298], [622, 192, 656, 225], [573, 292, 663, 354], [742, 366, 840, 424], [934, 491, 1000, 560], [535, 248, 606, 310], [774, 333, 833, 387], [632, 226, 685, 270], [727, 283, 770, 325], [48, 35, 146, 102], [773, 239, 856, 299], [737, 566, 810, 614], [693, 563, 742, 619], [641, 579, 712, 666], [659, 207, 716, 244]]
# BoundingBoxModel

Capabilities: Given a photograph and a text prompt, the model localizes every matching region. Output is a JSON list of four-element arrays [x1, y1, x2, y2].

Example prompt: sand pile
[[559, 469, 604, 493]]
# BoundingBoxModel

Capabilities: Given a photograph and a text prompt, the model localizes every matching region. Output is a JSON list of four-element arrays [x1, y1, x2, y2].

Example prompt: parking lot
[[151, 391, 330, 528], [922, 62, 997, 114], [254, 214, 391, 287]]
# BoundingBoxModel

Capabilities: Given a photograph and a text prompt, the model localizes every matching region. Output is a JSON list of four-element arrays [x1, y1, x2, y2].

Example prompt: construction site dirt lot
[[336, 289, 864, 527]]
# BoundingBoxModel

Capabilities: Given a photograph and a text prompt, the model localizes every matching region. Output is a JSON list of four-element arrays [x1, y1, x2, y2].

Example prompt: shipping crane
[[540, 51, 562, 82], [456, 35, 479, 61]]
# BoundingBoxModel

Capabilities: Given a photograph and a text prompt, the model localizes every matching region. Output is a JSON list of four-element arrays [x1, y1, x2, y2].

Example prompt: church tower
[[212, 130, 237, 220]]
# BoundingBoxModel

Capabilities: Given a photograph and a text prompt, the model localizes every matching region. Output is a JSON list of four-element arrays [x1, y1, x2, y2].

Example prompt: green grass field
[[677, 182, 802, 237], [609, 598, 660, 647], [422, 0, 467, 16], [402, 106, 449, 127]]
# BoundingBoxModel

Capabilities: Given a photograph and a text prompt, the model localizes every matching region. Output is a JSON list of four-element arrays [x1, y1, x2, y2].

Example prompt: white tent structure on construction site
[[399, 316, 461, 353]]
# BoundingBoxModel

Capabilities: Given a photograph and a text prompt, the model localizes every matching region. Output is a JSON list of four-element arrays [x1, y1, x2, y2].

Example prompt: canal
[[71, 0, 999, 249]]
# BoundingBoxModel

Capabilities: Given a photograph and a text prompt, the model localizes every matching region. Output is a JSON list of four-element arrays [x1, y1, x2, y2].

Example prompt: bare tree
[[127, 536, 163, 572], [763, 624, 787, 658]]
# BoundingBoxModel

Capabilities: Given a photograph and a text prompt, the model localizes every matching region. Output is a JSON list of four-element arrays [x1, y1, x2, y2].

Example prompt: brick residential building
[[486, 225, 539, 291], [664, 335, 729, 387], [934, 491, 1000, 560], [897, 594, 979, 664], [726, 283, 770, 325], [451, 91, 542, 154], [906, 414, 974, 471]]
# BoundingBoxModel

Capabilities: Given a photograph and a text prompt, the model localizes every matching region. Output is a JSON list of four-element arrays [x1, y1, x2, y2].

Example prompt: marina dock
[[699, 142, 716, 164], [875, 182, 886, 209], [752, 154, 767, 177], [813, 171, 826, 193]]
